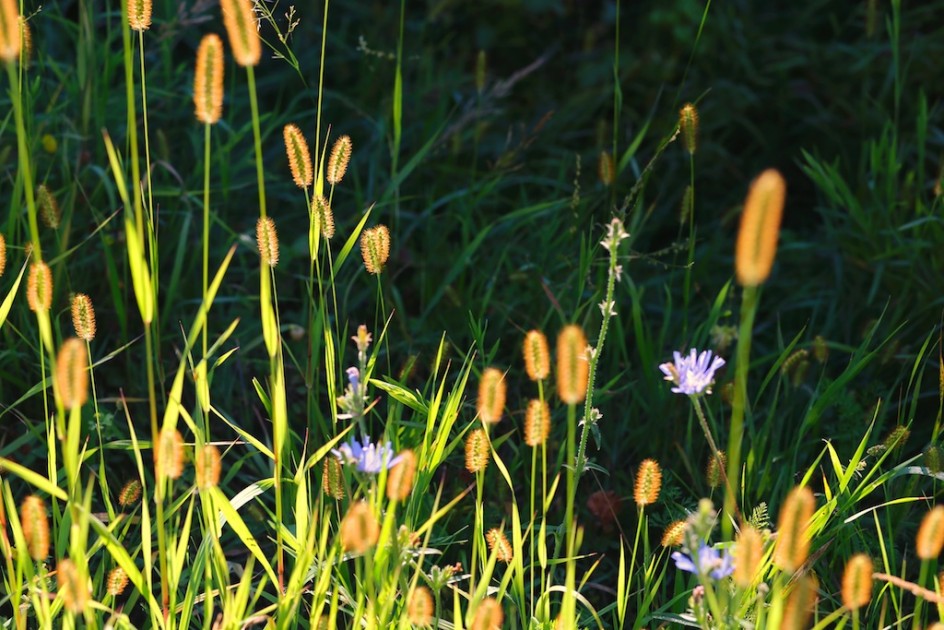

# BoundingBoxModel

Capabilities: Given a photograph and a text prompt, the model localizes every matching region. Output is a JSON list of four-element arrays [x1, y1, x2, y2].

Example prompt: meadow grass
[[1, 0, 944, 628]]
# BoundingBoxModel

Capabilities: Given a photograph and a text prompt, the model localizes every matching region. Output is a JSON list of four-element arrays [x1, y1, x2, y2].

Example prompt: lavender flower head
[[659, 349, 725, 395], [671, 543, 735, 580], [332, 436, 402, 474]]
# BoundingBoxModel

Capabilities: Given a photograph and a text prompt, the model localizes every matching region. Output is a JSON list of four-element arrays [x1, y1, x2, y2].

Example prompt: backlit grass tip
[[0, 0, 21, 62], [360, 224, 391, 275], [340, 500, 379, 554], [20, 495, 49, 561], [524, 399, 551, 447], [470, 597, 503, 630], [735, 168, 786, 286], [220, 0, 261, 67], [194, 34, 224, 124], [56, 338, 89, 410], [27, 261, 53, 312], [256, 216, 279, 268], [387, 448, 416, 501], [733, 524, 764, 587], [556, 324, 589, 405], [841, 553, 873, 610], [71, 293, 97, 341], [916, 506, 944, 560], [679, 103, 699, 155], [195, 444, 222, 489], [465, 428, 490, 473], [477, 367, 506, 424], [486, 528, 513, 563], [127, 0, 152, 31], [327, 134, 352, 185], [774, 485, 815, 572], [155, 428, 185, 481], [523, 329, 550, 381], [283, 123, 313, 188], [634, 459, 662, 506]]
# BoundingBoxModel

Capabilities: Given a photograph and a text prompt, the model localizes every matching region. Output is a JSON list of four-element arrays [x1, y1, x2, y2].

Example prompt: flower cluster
[[659, 349, 725, 396], [672, 544, 735, 580], [332, 437, 402, 474]]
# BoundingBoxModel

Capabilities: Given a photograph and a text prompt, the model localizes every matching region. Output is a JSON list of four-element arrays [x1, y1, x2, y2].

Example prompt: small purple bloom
[[659, 349, 726, 395], [346, 366, 360, 391], [671, 544, 734, 580], [332, 437, 402, 474]]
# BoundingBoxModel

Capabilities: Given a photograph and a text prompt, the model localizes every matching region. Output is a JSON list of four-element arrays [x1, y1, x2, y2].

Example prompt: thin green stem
[[246, 66, 267, 220], [725, 284, 758, 541], [6, 60, 40, 259]]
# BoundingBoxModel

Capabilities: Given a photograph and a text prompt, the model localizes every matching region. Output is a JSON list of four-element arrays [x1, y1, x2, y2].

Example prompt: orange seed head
[[0, 0, 21, 62], [523, 399, 551, 447], [340, 500, 379, 554], [283, 123, 313, 188], [556, 324, 589, 405], [56, 338, 89, 410], [27, 261, 53, 312], [194, 34, 224, 124], [774, 485, 815, 572], [465, 428, 490, 473], [735, 169, 786, 286], [523, 329, 550, 381], [387, 449, 417, 502], [841, 553, 873, 610], [71, 293, 97, 341], [313, 194, 335, 239], [127, 0, 152, 31], [477, 367, 506, 424], [916, 506, 944, 560], [20, 495, 49, 561], [360, 225, 391, 275], [256, 216, 279, 268], [327, 135, 352, 185], [220, 0, 261, 67], [633, 459, 662, 506]]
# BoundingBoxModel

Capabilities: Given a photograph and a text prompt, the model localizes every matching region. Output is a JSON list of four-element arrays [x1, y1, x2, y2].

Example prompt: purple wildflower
[[332, 437, 402, 474], [659, 349, 726, 395], [671, 544, 735, 580]]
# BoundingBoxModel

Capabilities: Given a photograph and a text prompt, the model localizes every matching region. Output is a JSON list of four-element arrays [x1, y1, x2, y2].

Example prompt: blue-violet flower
[[332, 437, 402, 474], [671, 544, 735, 579], [659, 349, 725, 395]]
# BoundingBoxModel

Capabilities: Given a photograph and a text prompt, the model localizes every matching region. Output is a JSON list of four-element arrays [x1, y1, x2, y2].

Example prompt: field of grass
[[2, 0, 944, 627]]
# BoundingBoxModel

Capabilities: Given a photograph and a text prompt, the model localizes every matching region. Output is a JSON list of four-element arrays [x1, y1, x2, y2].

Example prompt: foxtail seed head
[[524, 399, 551, 447], [322, 456, 345, 499], [556, 324, 589, 405], [256, 216, 279, 268], [916, 506, 944, 560], [107, 566, 130, 596], [0, 233, 6, 277], [20, 495, 49, 561], [56, 339, 89, 410], [283, 124, 313, 188], [774, 485, 815, 572], [407, 586, 434, 626], [27, 261, 53, 312], [598, 151, 615, 186], [735, 169, 786, 286], [340, 500, 379, 554], [195, 444, 222, 489], [841, 553, 873, 610], [18, 16, 29, 62], [155, 428, 185, 481], [313, 195, 335, 239], [706, 451, 726, 489], [679, 103, 699, 155], [523, 329, 550, 381], [782, 574, 818, 630], [220, 0, 261, 67], [57, 559, 89, 614], [477, 367, 506, 424], [118, 479, 142, 507], [326, 135, 352, 185], [486, 528, 513, 563], [733, 524, 764, 588], [0, 0, 21, 62], [634, 459, 662, 506], [387, 448, 416, 501], [194, 34, 224, 124], [661, 520, 687, 547], [71, 293, 97, 341], [465, 428, 490, 473], [360, 225, 391, 275], [470, 597, 503, 630], [37, 185, 61, 229], [127, 0, 152, 31]]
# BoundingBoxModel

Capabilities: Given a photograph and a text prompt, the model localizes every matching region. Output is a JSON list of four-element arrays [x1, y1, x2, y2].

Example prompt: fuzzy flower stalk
[[574, 217, 628, 477], [659, 348, 736, 518]]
